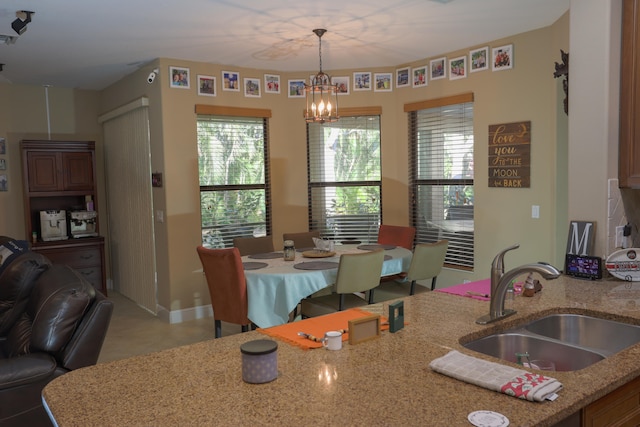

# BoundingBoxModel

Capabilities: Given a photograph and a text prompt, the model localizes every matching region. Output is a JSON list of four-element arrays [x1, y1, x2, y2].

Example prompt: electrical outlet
[[616, 226, 625, 248]]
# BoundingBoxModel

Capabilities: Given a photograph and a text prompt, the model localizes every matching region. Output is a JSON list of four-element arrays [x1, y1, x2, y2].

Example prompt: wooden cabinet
[[32, 238, 106, 293], [26, 151, 94, 192], [21, 140, 107, 295], [582, 375, 640, 426], [619, 0, 640, 188]]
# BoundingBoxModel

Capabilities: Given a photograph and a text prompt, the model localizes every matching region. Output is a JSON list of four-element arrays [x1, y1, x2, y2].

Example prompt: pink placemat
[[435, 278, 491, 301]]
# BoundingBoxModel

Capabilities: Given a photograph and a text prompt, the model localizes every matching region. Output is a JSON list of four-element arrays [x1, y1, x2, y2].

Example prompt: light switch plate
[[531, 205, 540, 219]]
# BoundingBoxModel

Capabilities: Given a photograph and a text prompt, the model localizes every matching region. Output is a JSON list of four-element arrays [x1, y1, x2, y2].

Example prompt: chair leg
[[241, 325, 249, 333], [339, 294, 345, 311], [215, 319, 222, 338], [368, 289, 375, 304], [410, 280, 417, 295], [431, 276, 438, 291]]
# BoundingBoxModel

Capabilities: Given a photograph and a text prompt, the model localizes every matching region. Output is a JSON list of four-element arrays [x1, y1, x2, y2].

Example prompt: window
[[307, 111, 382, 242], [197, 108, 271, 248], [407, 94, 474, 269]]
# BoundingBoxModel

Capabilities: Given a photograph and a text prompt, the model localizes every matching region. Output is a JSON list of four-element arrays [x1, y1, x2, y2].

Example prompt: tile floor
[[98, 292, 242, 363]]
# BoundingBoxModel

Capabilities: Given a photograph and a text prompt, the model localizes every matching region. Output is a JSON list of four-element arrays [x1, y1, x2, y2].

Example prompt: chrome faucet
[[476, 244, 561, 325]]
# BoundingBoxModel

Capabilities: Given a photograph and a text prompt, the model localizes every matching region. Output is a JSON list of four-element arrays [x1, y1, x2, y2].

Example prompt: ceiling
[[0, 0, 569, 91]]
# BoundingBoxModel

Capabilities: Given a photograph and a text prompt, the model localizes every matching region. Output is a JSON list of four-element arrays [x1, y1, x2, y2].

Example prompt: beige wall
[[1, 12, 579, 318]]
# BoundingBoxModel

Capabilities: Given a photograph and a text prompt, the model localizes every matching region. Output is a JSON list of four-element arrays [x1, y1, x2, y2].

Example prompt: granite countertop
[[43, 276, 640, 426]]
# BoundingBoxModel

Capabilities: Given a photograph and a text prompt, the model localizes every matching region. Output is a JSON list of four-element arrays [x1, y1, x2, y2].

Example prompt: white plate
[[468, 410, 509, 427]]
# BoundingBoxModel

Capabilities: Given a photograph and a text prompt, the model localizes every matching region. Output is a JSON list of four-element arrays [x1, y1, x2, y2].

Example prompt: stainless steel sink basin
[[524, 314, 640, 355], [461, 313, 640, 371], [463, 332, 604, 371]]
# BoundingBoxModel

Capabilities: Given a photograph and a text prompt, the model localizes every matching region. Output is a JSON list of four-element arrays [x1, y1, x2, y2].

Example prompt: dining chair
[[377, 224, 416, 250], [374, 240, 449, 302], [196, 246, 252, 338], [282, 231, 320, 249], [232, 236, 275, 256], [300, 249, 385, 318]]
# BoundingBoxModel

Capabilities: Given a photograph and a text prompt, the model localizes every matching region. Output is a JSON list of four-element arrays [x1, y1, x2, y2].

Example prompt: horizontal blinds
[[197, 115, 271, 248], [409, 101, 474, 269], [308, 116, 382, 241]]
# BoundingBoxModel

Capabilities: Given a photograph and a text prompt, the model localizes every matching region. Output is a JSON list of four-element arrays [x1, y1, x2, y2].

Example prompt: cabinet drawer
[[41, 247, 101, 268], [74, 266, 102, 289]]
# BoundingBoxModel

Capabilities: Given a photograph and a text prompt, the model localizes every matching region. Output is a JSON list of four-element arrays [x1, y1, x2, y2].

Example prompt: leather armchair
[[0, 260, 113, 426]]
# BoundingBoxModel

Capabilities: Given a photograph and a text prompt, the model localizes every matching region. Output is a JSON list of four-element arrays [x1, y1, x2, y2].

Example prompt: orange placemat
[[258, 308, 388, 349]]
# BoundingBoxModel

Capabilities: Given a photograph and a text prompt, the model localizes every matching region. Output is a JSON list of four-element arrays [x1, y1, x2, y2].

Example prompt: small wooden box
[[348, 314, 381, 345]]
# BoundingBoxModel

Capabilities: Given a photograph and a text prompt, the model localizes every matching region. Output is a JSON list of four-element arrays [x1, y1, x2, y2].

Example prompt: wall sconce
[[12, 11, 34, 35]]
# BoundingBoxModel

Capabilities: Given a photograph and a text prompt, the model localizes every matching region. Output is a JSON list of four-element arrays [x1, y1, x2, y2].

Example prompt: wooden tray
[[302, 250, 336, 258]]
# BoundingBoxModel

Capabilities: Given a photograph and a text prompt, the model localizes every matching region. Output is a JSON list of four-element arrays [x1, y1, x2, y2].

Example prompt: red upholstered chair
[[196, 246, 252, 338], [377, 224, 416, 250]]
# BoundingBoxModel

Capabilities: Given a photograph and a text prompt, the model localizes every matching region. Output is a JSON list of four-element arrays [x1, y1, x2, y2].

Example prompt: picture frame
[[492, 44, 513, 71], [412, 66, 428, 88], [396, 67, 410, 88], [288, 79, 305, 98], [222, 70, 240, 91], [331, 76, 350, 95], [353, 72, 371, 91], [374, 72, 393, 92], [264, 74, 280, 94], [197, 75, 216, 97], [469, 46, 489, 73], [244, 78, 261, 98], [348, 314, 381, 345], [449, 55, 467, 80], [169, 66, 190, 89], [0, 138, 5, 155], [0, 158, 5, 170], [430, 57, 446, 80], [0, 174, 7, 192]]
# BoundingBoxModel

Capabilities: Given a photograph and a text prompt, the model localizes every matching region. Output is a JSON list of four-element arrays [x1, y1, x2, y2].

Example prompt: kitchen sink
[[463, 332, 604, 371], [524, 314, 640, 355], [461, 313, 640, 371]]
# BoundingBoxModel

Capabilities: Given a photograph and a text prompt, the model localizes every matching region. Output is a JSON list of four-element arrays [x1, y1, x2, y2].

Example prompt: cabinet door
[[62, 152, 94, 191], [620, 0, 640, 188], [27, 152, 61, 192]]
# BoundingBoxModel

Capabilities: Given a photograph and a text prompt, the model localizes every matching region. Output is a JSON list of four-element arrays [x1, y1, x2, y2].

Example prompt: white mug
[[322, 330, 343, 350]]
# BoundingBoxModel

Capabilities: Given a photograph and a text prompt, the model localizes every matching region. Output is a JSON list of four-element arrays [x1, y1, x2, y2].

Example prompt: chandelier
[[305, 29, 339, 124]]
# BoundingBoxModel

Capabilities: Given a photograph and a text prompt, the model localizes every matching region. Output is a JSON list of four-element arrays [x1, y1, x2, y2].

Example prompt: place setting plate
[[301, 250, 336, 258], [357, 244, 396, 251], [248, 252, 284, 259], [243, 262, 269, 270]]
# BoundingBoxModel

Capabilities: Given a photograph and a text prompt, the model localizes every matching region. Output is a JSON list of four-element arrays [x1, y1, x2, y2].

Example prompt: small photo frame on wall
[[430, 57, 446, 80], [0, 138, 5, 155], [396, 67, 410, 88], [0, 174, 7, 192], [288, 79, 305, 98], [197, 75, 216, 96], [222, 71, 240, 91], [470, 46, 489, 73], [374, 73, 393, 92], [353, 72, 371, 91], [331, 76, 350, 95], [449, 56, 467, 80], [244, 78, 261, 97], [169, 66, 190, 89], [412, 66, 428, 88], [0, 159, 5, 170], [492, 44, 513, 71], [264, 74, 280, 94]]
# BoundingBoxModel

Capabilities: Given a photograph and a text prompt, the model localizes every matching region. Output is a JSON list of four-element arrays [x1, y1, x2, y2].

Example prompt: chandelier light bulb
[[318, 100, 325, 114]]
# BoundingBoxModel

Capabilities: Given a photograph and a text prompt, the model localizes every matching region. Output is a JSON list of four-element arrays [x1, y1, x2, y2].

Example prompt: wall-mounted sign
[[488, 121, 531, 188]]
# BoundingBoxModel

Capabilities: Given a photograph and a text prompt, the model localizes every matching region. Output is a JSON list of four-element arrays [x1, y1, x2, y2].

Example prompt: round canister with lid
[[240, 339, 278, 384]]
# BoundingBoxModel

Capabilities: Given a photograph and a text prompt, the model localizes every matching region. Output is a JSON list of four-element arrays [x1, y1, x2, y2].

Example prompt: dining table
[[242, 243, 412, 328]]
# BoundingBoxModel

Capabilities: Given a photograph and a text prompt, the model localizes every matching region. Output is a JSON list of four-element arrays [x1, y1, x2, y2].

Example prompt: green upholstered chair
[[300, 249, 385, 318], [232, 236, 275, 256]]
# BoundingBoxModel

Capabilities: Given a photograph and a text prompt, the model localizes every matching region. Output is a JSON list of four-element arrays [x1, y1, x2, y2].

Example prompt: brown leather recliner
[[0, 258, 113, 426]]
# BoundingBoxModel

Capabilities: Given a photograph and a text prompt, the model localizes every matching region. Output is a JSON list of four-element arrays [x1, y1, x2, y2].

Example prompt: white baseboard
[[156, 303, 213, 324]]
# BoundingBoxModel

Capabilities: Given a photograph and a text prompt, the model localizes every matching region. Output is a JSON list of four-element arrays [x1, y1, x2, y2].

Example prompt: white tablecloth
[[244, 245, 412, 328]]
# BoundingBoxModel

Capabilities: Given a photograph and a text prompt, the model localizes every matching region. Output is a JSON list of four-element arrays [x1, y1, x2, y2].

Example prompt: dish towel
[[429, 350, 563, 402]]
